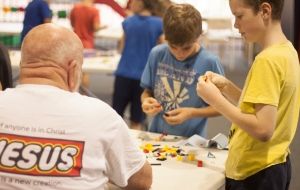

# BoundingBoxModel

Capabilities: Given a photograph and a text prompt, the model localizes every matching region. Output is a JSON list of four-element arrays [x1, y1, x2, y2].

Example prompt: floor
[[88, 37, 300, 190]]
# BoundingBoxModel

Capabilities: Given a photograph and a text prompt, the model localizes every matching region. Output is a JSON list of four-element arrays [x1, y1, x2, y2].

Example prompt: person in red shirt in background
[[70, 0, 100, 48], [70, 0, 103, 88]]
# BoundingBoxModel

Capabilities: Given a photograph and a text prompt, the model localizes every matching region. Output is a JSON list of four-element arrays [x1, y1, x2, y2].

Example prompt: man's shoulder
[[72, 94, 113, 111]]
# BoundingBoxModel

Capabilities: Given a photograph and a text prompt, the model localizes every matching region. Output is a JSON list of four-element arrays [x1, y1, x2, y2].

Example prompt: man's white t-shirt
[[0, 84, 146, 190]]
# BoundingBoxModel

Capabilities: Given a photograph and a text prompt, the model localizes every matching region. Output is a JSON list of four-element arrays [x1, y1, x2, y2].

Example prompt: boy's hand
[[163, 108, 191, 125], [204, 71, 228, 91], [142, 97, 163, 116], [196, 73, 223, 105]]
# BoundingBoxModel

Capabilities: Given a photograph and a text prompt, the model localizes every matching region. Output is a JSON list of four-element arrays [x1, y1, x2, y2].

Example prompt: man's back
[[0, 23, 151, 190], [0, 84, 147, 189]]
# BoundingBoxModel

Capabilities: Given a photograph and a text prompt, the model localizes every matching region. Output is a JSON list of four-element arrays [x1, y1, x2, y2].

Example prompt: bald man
[[0, 24, 152, 190]]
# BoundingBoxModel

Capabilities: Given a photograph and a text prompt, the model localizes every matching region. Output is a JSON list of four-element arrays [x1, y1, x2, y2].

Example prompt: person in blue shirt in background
[[21, 0, 52, 43], [112, 0, 165, 130], [140, 3, 224, 137]]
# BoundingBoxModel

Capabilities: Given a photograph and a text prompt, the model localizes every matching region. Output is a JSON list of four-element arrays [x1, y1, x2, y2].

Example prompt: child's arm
[[204, 71, 242, 105], [141, 89, 163, 116], [163, 106, 219, 125], [197, 75, 276, 142]]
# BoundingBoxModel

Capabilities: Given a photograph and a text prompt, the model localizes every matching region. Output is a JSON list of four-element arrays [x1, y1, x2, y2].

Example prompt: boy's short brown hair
[[242, 0, 284, 20], [163, 4, 202, 45]]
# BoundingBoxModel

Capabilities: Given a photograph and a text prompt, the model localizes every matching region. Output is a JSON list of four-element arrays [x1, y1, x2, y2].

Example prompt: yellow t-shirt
[[226, 41, 300, 180]]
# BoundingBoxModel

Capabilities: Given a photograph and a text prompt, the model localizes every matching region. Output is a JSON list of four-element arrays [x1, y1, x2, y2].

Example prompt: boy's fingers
[[205, 71, 214, 77], [198, 75, 206, 83], [167, 109, 180, 116]]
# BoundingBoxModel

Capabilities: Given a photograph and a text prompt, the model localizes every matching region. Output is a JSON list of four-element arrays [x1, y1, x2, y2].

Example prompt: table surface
[[7, 48, 228, 189], [113, 130, 228, 190]]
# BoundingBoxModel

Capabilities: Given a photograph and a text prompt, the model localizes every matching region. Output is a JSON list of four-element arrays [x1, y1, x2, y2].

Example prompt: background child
[[112, 0, 164, 130], [197, 0, 300, 189], [70, 0, 101, 49], [21, 0, 52, 43], [140, 3, 224, 137], [70, 0, 104, 89]]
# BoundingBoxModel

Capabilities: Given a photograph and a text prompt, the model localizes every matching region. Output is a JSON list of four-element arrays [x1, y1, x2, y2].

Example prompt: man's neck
[[19, 63, 69, 91]]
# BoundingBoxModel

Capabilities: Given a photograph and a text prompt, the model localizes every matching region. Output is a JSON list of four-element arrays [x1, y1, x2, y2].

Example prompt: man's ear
[[67, 60, 78, 91], [260, 2, 272, 20]]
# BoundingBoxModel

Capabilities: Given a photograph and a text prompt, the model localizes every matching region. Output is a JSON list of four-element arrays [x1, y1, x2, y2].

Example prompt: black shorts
[[225, 156, 291, 190], [112, 76, 145, 123]]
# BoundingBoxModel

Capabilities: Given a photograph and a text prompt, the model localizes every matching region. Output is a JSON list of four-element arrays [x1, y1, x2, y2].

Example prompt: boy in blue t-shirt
[[140, 3, 224, 137]]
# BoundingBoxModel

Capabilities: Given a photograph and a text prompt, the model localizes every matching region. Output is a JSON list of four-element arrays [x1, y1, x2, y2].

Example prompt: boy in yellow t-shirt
[[197, 0, 300, 189]]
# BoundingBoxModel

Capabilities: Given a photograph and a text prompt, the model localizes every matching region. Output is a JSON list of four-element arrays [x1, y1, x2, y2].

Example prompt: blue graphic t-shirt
[[141, 44, 224, 137]]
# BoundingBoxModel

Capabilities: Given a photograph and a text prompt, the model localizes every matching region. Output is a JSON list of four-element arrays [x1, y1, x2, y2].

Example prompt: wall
[[281, 0, 294, 43], [295, 0, 300, 51]]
